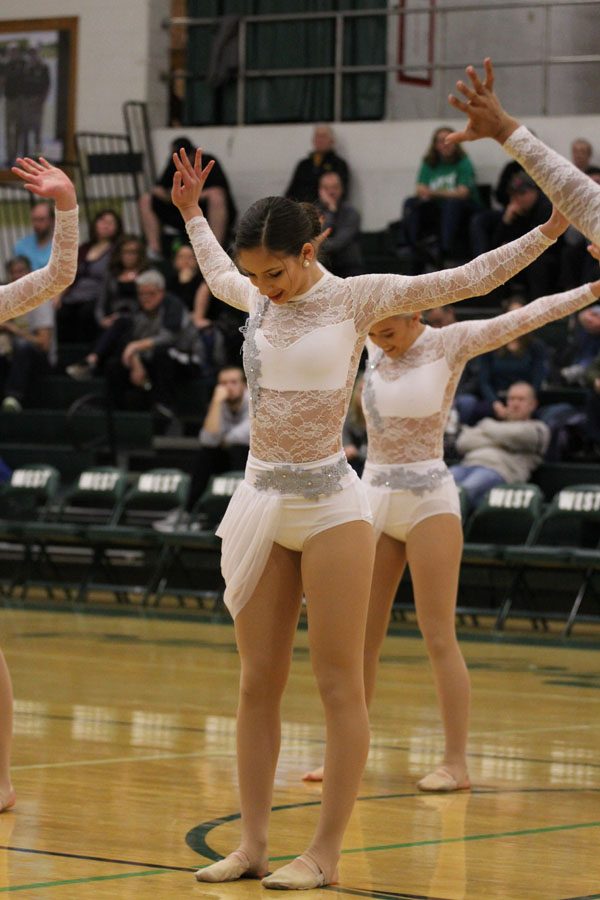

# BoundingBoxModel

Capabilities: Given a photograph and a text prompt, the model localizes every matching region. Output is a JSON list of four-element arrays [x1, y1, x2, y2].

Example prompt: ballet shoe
[[0, 789, 15, 813], [195, 849, 267, 883], [262, 853, 338, 890], [302, 765, 324, 783], [417, 767, 471, 793]]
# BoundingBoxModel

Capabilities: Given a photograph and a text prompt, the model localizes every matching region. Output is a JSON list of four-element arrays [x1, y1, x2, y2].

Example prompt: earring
[[302, 259, 310, 268]]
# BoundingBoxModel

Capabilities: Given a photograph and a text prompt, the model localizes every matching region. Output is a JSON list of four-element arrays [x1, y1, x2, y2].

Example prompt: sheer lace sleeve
[[185, 215, 253, 312], [504, 126, 600, 245], [0, 206, 79, 324], [352, 227, 554, 332], [441, 284, 596, 369]]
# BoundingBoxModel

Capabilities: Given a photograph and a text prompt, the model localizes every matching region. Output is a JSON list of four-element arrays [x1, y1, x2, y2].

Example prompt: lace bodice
[[0, 207, 79, 324], [364, 283, 596, 464], [505, 126, 600, 245], [186, 215, 554, 463]]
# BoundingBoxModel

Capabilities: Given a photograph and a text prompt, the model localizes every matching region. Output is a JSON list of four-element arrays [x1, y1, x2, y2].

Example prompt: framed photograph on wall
[[0, 16, 78, 171]]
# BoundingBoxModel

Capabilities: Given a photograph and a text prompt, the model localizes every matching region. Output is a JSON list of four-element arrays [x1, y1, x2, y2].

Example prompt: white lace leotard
[[363, 283, 596, 468], [0, 207, 79, 323], [504, 126, 600, 245], [186, 215, 554, 464]]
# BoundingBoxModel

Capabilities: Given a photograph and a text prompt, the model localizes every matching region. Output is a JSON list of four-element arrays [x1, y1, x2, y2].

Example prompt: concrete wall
[[154, 114, 600, 231]]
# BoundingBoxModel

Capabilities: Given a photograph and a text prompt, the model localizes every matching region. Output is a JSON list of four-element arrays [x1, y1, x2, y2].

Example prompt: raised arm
[[446, 58, 600, 245], [442, 281, 600, 371], [0, 157, 78, 324], [352, 210, 563, 332], [172, 148, 252, 312]]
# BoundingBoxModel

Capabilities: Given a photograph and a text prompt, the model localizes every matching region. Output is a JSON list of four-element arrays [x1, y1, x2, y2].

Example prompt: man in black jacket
[[285, 124, 350, 203]]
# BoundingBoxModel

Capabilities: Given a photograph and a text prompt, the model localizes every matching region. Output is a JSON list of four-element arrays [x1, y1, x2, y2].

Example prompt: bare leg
[[196, 542, 303, 882], [0, 650, 15, 811], [303, 533, 405, 783], [406, 515, 470, 790], [265, 521, 375, 888], [138, 192, 163, 256]]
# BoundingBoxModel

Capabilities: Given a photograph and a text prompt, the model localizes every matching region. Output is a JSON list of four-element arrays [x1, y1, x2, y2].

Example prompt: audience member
[[571, 137, 593, 173], [285, 124, 350, 203], [342, 375, 367, 475], [0, 256, 55, 412], [486, 173, 560, 299], [451, 381, 550, 508], [317, 171, 364, 277], [56, 208, 123, 343], [583, 352, 600, 451], [403, 126, 481, 267], [467, 296, 549, 422], [13, 201, 54, 270], [139, 136, 236, 259], [559, 302, 600, 386]]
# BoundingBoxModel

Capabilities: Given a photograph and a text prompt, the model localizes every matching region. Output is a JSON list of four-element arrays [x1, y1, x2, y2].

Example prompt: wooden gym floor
[[0, 606, 597, 898]]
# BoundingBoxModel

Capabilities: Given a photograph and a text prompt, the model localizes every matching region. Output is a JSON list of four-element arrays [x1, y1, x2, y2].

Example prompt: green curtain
[[184, 0, 386, 125]]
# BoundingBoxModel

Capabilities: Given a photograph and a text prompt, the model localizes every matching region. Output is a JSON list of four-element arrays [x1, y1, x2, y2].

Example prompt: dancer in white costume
[[447, 58, 600, 252], [171, 147, 563, 890], [305, 268, 600, 791], [0, 156, 78, 812]]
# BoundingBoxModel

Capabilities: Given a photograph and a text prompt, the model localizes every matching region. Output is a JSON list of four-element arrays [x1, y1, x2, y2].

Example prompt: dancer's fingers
[[465, 64, 485, 94], [482, 57, 494, 91]]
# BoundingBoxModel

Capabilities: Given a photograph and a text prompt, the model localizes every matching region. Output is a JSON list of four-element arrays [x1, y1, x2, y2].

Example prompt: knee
[[420, 628, 455, 661], [313, 664, 364, 710], [239, 667, 287, 708]]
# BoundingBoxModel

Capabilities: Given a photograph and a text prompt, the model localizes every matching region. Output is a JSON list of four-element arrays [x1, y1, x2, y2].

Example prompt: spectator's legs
[[3, 341, 51, 404], [449, 465, 505, 509]]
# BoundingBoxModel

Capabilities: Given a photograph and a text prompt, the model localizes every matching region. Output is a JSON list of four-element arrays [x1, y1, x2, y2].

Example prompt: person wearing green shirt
[[404, 125, 482, 268]]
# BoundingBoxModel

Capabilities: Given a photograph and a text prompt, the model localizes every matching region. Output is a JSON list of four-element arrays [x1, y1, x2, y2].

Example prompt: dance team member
[[306, 251, 600, 795], [171, 147, 562, 889], [447, 58, 600, 252], [0, 156, 78, 811]]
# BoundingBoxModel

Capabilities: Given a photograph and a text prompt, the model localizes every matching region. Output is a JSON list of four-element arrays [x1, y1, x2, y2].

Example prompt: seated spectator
[[571, 137, 594, 173], [559, 300, 600, 386], [154, 367, 250, 531], [451, 382, 550, 509], [465, 296, 549, 423], [583, 347, 600, 451], [317, 171, 364, 277], [95, 235, 149, 332], [560, 167, 600, 291], [55, 208, 123, 343], [469, 158, 525, 258], [0, 256, 55, 412], [403, 125, 481, 268], [13, 200, 54, 270], [139, 136, 236, 259], [69, 270, 187, 414], [285, 124, 350, 203], [487, 173, 559, 299], [343, 375, 367, 475]]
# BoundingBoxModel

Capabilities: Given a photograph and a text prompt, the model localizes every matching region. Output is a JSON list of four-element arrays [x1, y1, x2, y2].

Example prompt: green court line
[[0, 868, 168, 892], [270, 819, 600, 861]]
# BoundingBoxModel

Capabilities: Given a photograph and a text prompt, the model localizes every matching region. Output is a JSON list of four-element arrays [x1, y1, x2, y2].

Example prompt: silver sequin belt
[[251, 455, 351, 499], [365, 464, 451, 496]]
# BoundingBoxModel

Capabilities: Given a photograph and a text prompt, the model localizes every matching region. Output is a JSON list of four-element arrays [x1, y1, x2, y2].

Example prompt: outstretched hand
[[171, 148, 215, 221], [12, 157, 76, 211], [445, 58, 520, 147]]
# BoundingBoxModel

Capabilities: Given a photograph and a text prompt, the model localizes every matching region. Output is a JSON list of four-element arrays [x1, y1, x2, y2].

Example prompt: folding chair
[[459, 483, 544, 625], [499, 484, 600, 631], [0, 465, 61, 599], [149, 471, 244, 608], [84, 468, 191, 603]]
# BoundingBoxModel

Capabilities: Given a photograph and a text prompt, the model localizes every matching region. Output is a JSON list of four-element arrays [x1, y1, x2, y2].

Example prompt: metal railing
[[164, 0, 600, 123]]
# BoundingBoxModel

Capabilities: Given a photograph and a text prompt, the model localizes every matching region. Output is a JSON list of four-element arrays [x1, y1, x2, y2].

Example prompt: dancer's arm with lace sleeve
[[441, 280, 600, 374], [172, 148, 252, 312], [446, 58, 600, 246], [0, 157, 78, 324], [353, 208, 564, 332]]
